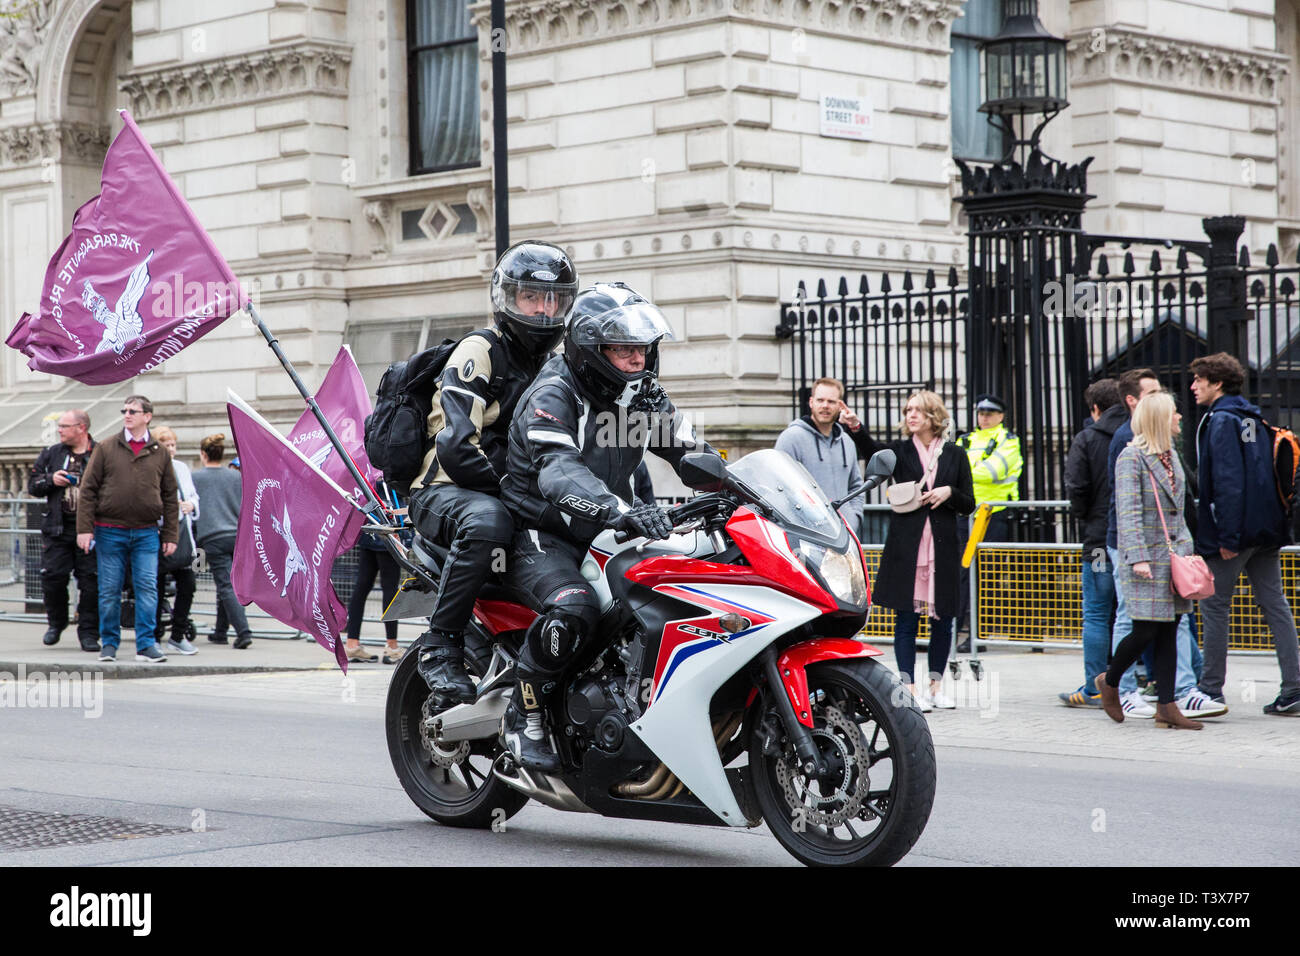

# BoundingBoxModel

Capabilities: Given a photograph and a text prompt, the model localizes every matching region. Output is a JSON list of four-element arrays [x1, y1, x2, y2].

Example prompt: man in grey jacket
[[775, 377, 864, 531]]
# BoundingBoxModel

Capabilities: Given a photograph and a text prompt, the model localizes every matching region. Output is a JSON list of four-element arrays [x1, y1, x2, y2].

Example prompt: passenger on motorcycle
[[499, 282, 719, 772], [407, 240, 578, 702]]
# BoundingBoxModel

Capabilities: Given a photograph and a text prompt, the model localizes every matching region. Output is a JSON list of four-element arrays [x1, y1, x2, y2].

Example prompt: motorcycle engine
[[566, 675, 633, 752], [565, 624, 646, 754]]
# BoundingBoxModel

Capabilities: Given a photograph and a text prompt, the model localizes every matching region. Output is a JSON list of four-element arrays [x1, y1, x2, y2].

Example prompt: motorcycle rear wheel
[[749, 658, 936, 867], [385, 646, 528, 829]]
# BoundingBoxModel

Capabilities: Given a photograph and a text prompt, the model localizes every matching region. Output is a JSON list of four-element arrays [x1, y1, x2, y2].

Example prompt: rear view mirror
[[866, 449, 896, 478], [679, 453, 727, 492]]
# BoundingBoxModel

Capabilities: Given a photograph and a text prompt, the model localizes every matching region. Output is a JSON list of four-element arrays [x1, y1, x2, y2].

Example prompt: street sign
[[820, 94, 873, 141]]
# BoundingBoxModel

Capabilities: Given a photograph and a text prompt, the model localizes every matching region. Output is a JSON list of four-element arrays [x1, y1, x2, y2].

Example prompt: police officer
[[956, 393, 1024, 641], [498, 283, 716, 771], [407, 240, 578, 703]]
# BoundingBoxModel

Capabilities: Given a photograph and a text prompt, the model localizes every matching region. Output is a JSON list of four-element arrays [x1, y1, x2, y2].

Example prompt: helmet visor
[[494, 278, 575, 328], [570, 303, 676, 346]]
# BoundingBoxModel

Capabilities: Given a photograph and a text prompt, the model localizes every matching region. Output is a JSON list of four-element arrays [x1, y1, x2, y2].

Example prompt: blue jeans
[[894, 611, 955, 684], [1108, 545, 1197, 698], [1079, 556, 1116, 693], [95, 526, 160, 652]]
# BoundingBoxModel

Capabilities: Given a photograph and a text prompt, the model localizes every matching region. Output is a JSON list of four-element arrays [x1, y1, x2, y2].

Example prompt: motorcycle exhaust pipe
[[614, 712, 742, 800]]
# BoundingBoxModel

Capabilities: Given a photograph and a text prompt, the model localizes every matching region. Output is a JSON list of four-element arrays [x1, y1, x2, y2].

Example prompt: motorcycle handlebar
[[612, 501, 693, 544]]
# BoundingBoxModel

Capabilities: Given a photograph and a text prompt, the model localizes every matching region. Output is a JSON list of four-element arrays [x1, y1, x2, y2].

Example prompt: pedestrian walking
[[28, 409, 99, 651], [191, 433, 255, 649], [343, 529, 406, 665], [1190, 352, 1300, 715], [1060, 378, 1124, 706], [152, 425, 199, 656], [76, 395, 178, 663], [1096, 391, 1205, 729], [848, 390, 974, 710]]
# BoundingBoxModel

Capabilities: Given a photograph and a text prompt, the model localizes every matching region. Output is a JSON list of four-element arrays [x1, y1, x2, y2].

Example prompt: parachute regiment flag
[[286, 345, 383, 499], [226, 391, 363, 672], [6, 110, 248, 385]]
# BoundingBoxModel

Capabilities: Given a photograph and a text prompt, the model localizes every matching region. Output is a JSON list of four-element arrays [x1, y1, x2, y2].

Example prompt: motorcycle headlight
[[798, 539, 868, 607]]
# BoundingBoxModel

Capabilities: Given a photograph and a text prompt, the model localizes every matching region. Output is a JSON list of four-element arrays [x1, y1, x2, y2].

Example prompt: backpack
[[1225, 409, 1300, 515], [363, 330, 505, 495]]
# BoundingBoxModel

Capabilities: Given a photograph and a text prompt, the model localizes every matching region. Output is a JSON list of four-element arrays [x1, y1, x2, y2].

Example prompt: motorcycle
[[383, 447, 936, 866]]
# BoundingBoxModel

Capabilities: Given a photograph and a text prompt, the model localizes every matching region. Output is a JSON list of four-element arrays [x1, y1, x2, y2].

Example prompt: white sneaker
[[1177, 690, 1229, 719], [1121, 692, 1156, 719], [908, 685, 932, 713], [930, 689, 956, 709], [167, 637, 198, 656]]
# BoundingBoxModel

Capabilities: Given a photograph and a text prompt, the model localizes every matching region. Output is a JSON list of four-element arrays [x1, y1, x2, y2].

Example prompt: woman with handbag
[[849, 390, 975, 710], [153, 426, 199, 655], [1096, 391, 1209, 730]]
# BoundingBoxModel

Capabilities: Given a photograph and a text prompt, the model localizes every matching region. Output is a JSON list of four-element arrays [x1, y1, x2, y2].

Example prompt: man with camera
[[28, 409, 99, 651]]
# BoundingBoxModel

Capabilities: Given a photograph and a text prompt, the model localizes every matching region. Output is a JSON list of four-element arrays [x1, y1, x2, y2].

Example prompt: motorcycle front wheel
[[749, 657, 936, 866], [385, 647, 528, 829]]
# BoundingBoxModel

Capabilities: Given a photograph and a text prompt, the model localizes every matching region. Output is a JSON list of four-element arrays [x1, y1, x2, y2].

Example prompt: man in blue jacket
[[1191, 352, 1300, 715]]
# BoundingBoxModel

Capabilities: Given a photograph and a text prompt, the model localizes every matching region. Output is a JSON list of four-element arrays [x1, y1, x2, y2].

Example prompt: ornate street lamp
[[979, 0, 1068, 163]]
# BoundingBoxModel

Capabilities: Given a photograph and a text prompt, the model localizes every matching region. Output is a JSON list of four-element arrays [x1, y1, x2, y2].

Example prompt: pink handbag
[[1148, 473, 1216, 600]]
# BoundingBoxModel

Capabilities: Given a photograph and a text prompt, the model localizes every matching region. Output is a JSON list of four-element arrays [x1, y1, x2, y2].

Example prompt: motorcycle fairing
[[777, 638, 884, 729], [628, 582, 823, 827]]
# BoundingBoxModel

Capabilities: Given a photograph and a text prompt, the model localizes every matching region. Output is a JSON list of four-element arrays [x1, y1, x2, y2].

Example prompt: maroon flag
[[6, 110, 248, 385], [227, 391, 362, 672], [287, 346, 382, 499]]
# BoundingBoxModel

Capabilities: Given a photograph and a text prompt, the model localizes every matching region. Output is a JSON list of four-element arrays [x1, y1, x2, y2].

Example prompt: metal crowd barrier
[[859, 499, 1297, 653]]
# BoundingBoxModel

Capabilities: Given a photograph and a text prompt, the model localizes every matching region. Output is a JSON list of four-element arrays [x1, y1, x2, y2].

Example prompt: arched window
[[951, 0, 1008, 161]]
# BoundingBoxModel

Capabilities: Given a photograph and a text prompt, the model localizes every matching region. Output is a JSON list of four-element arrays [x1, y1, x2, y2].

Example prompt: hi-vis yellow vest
[[958, 424, 1023, 509]]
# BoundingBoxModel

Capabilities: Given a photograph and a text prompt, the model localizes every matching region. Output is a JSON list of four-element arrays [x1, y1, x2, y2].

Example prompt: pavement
[[2, 613, 1298, 774], [0, 614, 360, 679]]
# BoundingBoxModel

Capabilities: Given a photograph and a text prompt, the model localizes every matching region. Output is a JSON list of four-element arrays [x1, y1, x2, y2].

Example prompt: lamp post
[[979, 0, 1068, 165]]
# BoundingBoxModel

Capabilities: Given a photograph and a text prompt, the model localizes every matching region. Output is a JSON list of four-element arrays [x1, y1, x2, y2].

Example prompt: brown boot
[[1095, 673, 1124, 723], [1154, 702, 1203, 730]]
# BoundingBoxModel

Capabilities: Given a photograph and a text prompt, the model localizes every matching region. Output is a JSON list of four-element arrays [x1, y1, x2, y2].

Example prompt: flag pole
[[245, 302, 440, 591], [246, 300, 392, 524]]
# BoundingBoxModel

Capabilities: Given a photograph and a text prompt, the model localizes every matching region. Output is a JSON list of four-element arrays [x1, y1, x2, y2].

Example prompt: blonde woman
[[846, 390, 975, 710], [1096, 391, 1203, 730]]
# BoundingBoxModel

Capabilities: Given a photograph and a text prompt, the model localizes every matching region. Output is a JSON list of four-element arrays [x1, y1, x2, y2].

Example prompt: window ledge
[[352, 167, 491, 201]]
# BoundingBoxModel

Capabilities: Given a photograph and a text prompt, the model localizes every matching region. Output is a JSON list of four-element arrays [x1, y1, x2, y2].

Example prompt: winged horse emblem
[[269, 505, 309, 598], [82, 250, 153, 355]]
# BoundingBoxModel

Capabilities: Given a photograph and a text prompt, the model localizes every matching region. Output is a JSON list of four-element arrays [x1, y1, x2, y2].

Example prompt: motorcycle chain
[[420, 693, 471, 768], [775, 704, 871, 829]]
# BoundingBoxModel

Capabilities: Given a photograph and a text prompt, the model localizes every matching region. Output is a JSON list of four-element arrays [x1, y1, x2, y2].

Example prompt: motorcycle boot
[[416, 629, 476, 705], [501, 673, 561, 774]]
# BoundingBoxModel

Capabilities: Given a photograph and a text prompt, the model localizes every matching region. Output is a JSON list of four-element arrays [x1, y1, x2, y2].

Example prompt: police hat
[[974, 394, 1006, 414]]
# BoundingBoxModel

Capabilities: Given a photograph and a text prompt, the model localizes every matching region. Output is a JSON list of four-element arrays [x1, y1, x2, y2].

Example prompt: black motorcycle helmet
[[489, 240, 578, 355], [563, 282, 675, 409]]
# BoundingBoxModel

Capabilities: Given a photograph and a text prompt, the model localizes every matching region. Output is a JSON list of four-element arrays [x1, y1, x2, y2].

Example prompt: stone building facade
[[0, 0, 1294, 494]]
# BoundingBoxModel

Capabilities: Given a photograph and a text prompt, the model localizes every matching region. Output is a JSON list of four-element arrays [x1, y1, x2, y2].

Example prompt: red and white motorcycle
[[385, 448, 936, 866]]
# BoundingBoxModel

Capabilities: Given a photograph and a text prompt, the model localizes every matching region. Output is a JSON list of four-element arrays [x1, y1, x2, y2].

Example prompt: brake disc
[[775, 705, 871, 828], [420, 693, 471, 768]]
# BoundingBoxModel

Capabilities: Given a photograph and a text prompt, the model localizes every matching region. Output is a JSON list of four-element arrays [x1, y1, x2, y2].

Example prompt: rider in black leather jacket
[[407, 240, 577, 701], [498, 282, 717, 771]]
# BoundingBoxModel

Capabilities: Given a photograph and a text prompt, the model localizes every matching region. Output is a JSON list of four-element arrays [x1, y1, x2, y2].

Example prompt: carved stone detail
[[0, 0, 56, 99], [469, 0, 966, 52], [1068, 29, 1288, 101], [0, 121, 110, 168], [364, 200, 394, 254], [118, 41, 352, 119], [465, 187, 492, 239]]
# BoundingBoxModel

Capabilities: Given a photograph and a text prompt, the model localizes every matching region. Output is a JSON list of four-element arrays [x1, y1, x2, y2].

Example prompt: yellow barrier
[[861, 544, 1300, 651]]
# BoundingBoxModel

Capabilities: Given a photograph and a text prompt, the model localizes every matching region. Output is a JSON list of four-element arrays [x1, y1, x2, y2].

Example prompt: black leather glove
[[616, 503, 674, 540]]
